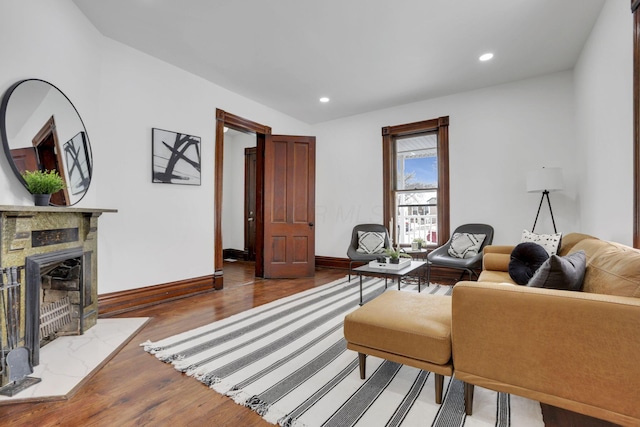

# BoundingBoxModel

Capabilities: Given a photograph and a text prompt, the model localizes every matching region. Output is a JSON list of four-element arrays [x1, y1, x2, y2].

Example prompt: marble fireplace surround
[[0, 205, 116, 377]]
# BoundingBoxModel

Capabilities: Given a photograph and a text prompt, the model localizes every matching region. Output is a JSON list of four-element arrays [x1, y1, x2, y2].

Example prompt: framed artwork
[[152, 128, 201, 185], [63, 131, 91, 195]]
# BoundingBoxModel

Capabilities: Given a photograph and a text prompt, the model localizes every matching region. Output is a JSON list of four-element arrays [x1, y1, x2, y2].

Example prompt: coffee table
[[353, 260, 428, 305]]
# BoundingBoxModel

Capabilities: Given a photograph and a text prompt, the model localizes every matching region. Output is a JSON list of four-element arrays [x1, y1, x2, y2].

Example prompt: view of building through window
[[394, 132, 438, 246]]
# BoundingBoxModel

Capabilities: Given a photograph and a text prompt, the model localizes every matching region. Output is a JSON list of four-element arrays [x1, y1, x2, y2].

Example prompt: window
[[382, 117, 449, 248]]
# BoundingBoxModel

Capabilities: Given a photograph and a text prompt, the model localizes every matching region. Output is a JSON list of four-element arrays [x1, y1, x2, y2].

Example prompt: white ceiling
[[72, 0, 605, 124]]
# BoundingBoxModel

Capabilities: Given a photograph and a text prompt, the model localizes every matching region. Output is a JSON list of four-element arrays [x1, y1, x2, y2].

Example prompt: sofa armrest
[[483, 245, 514, 255], [481, 246, 514, 272], [452, 282, 640, 423]]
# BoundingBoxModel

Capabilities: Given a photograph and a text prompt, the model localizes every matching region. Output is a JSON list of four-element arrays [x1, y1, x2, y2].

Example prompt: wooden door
[[10, 147, 39, 173], [263, 135, 315, 278], [244, 147, 257, 261]]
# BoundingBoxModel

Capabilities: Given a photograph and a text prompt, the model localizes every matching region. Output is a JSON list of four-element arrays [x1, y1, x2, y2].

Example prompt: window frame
[[382, 116, 450, 247]]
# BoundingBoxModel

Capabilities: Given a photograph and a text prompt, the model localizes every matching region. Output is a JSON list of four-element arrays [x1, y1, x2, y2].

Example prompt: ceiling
[[72, 0, 605, 124]]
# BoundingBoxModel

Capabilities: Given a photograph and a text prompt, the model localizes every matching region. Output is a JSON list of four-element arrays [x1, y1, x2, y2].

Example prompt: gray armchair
[[347, 224, 392, 281], [427, 224, 494, 284]]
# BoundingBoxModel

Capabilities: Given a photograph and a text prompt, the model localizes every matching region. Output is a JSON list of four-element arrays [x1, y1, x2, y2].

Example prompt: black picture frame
[[152, 128, 201, 185], [63, 131, 91, 195]]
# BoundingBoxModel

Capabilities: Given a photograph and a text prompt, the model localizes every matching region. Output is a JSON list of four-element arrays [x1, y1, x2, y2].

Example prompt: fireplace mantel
[[0, 205, 116, 376], [0, 205, 117, 214]]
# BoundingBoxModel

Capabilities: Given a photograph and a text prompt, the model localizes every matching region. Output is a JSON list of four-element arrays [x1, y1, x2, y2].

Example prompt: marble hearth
[[0, 205, 116, 387]]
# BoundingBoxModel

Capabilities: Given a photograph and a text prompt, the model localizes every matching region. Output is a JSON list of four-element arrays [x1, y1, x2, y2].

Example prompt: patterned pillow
[[356, 231, 386, 254], [447, 233, 486, 259], [521, 230, 562, 256]]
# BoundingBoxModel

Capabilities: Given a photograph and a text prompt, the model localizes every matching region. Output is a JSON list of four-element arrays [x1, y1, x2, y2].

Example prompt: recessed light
[[479, 53, 494, 62], [319, 97, 330, 103]]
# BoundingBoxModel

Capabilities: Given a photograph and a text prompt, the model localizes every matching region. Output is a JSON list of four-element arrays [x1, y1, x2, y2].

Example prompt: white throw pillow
[[356, 231, 386, 254], [447, 233, 486, 259], [521, 230, 562, 256]]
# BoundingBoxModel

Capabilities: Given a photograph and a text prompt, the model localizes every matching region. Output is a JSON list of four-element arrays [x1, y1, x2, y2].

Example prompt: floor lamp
[[526, 167, 564, 233]]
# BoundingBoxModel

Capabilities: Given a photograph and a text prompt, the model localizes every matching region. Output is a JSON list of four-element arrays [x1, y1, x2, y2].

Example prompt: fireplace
[[24, 247, 93, 366], [0, 205, 115, 389]]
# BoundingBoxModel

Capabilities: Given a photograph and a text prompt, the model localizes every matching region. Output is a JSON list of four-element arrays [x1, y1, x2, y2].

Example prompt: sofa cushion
[[447, 233, 485, 259], [478, 269, 516, 284], [521, 230, 562, 256], [528, 250, 586, 291], [356, 231, 386, 254], [508, 242, 549, 285], [573, 239, 640, 297]]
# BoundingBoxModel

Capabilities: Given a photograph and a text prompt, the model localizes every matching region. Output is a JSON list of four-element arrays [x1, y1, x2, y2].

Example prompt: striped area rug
[[142, 276, 544, 427]]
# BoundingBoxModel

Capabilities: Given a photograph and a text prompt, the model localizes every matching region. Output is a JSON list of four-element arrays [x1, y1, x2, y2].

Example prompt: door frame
[[32, 116, 70, 205], [214, 109, 271, 287]]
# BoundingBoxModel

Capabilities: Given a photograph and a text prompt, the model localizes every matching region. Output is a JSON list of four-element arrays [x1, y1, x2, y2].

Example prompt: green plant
[[21, 169, 66, 194], [384, 247, 411, 260], [413, 237, 426, 245]]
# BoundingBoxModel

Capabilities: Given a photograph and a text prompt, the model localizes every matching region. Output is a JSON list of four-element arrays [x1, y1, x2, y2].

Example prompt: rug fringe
[[277, 414, 308, 427], [245, 396, 271, 416]]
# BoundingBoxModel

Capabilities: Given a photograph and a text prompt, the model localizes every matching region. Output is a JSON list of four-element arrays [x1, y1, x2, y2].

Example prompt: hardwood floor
[[0, 262, 619, 426]]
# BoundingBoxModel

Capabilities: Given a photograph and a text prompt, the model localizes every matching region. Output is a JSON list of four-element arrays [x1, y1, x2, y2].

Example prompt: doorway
[[214, 109, 271, 288], [30, 116, 70, 205], [221, 128, 256, 261], [245, 146, 257, 261], [214, 109, 317, 286]]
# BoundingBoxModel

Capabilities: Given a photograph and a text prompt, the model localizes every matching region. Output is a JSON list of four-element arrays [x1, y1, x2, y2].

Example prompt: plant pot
[[390, 258, 400, 264], [33, 194, 51, 206]]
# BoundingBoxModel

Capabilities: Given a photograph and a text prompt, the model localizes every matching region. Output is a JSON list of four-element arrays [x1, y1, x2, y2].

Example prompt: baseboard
[[98, 275, 220, 317], [223, 248, 248, 260], [315, 256, 349, 269], [98, 258, 474, 317]]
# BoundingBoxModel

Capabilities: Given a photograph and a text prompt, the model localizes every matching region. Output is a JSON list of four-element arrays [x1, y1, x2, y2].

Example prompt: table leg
[[397, 277, 400, 290], [359, 274, 363, 305]]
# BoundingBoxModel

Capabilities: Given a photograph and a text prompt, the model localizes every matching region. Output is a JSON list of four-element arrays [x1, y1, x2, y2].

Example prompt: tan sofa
[[452, 232, 640, 426]]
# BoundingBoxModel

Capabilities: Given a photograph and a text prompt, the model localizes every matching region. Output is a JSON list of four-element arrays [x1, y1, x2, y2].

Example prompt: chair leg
[[358, 353, 366, 379], [464, 382, 474, 415], [434, 373, 444, 404], [349, 261, 353, 282]]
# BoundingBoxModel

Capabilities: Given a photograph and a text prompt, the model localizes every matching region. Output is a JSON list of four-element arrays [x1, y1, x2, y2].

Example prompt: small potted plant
[[385, 247, 412, 264], [21, 169, 66, 206], [413, 237, 426, 250]]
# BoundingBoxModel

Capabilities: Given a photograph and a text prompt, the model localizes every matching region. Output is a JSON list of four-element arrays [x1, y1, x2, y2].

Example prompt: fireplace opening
[[23, 248, 93, 367], [39, 258, 82, 348]]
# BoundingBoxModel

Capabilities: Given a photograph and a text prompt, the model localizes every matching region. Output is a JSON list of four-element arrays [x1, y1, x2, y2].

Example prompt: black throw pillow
[[508, 242, 550, 285], [527, 250, 586, 291]]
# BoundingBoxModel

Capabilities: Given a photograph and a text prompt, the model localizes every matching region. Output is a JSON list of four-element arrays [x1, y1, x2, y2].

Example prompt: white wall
[[312, 71, 580, 254], [574, 0, 633, 245], [0, 0, 310, 293], [0, 0, 102, 207], [0, 0, 634, 293]]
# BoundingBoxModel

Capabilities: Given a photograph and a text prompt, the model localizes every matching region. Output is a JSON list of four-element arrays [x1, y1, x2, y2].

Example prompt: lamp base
[[531, 190, 557, 233]]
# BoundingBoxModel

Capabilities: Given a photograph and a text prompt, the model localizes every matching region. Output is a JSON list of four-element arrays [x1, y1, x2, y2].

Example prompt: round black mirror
[[0, 79, 92, 206]]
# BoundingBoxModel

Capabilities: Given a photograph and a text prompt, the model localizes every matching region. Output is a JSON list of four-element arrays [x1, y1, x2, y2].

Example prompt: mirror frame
[[0, 78, 93, 206]]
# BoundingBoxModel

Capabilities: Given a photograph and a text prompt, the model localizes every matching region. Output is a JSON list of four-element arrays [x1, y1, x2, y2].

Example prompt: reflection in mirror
[[0, 79, 92, 206], [222, 128, 257, 260]]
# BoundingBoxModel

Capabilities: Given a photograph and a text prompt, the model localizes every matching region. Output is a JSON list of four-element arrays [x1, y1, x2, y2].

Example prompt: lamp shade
[[526, 167, 564, 193]]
